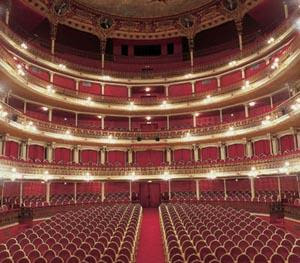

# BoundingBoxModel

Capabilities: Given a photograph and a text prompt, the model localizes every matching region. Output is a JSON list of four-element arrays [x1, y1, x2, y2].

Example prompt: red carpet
[[136, 208, 165, 263]]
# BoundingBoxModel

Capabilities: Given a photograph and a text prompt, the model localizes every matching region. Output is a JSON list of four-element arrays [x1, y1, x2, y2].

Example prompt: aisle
[[136, 208, 165, 263]]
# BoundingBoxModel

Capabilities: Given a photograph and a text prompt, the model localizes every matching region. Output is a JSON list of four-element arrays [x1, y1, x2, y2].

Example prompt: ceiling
[[74, 0, 212, 19]]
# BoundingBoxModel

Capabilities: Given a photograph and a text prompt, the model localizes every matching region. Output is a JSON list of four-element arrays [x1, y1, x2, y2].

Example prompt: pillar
[[271, 136, 279, 155], [23, 101, 27, 114], [166, 148, 172, 165], [220, 110, 223, 123], [270, 96, 273, 109], [48, 109, 52, 122], [1, 182, 4, 206], [235, 19, 243, 51], [5, 1, 11, 25], [50, 22, 57, 55], [74, 183, 77, 204], [241, 68, 245, 79], [193, 114, 197, 128], [193, 145, 199, 162], [46, 182, 51, 203], [191, 82, 195, 94], [167, 116, 170, 130], [50, 72, 54, 83], [100, 147, 106, 165], [217, 77, 221, 90], [283, 1, 289, 19], [101, 116, 105, 130], [46, 143, 53, 162], [75, 113, 78, 127], [188, 37, 194, 68], [129, 181, 132, 201], [220, 144, 226, 161], [296, 132, 300, 149], [0, 136, 4, 156], [250, 177, 255, 201], [128, 87, 131, 98], [20, 181, 23, 206], [101, 182, 105, 202], [277, 176, 281, 201], [73, 146, 79, 163], [20, 141, 27, 160], [195, 179, 199, 201], [100, 38, 107, 69], [128, 149, 133, 164], [246, 140, 253, 158], [245, 104, 249, 118], [168, 180, 171, 200], [128, 117, 131, 131], [224, 179, 227, 200], [165, 85, 169, 97]]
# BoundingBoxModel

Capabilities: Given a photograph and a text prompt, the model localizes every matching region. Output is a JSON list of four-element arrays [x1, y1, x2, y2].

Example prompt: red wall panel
[[280, 176, 298, 191], [168, 83, 192, 97], [28, 66, 50, 81], [195, 79, 218, 93], [254, 140, 271, 156], [50, 182, 74, 195], [28, 145, 45, 161], [53, 74, 76, 90], [79, 81, 101, 95], [107, 151, 126, 166], [23, 182, 46, 196], [280, 135, 295, 153], [104, 85, 128, 98], [227, 144, 245, 159], [5, 141, 19, 159], [201, 147, 220, 161], [135, 150, 164, 166], [226, 179, 251, 191], [105, 182, 129, 193], [171, 181, 196, 192], [3, 182, 20, 197], [77, 182, 101, 194], [80, 150, 98, 164], [254, 177, 278, 191], [245, 61, 267, 78], [173, 149, 192, 162], [220, 70, 242, 87], [54, 148, 71, 163], [200, 179, 224, 191]]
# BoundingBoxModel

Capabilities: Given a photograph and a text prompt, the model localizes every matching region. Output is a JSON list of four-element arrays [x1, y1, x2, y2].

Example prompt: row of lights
[[0, 105, 8, 118]]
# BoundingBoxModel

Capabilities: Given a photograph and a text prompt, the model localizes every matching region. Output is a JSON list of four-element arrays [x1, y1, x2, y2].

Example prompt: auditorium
[[0, 0, 300, 262]]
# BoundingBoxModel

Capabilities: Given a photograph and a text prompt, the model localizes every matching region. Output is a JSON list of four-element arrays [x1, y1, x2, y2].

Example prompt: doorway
[[139, 182, 161, 208]]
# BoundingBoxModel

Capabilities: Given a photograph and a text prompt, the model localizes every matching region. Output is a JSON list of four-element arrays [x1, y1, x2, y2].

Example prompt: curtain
[[226, 179, 250, 191], [105, 182, 129, 193], [149, 184, 161, 208], [135, 150, 164, 166], [172, 181, 195, 192], [3, 182, 20, 197], [28, 145, 45, 161], [173, 149, 192, 162], [195, 79, 217, 93], [107, 151, 126, 166], [170, 116, 193, 129], [81, 150, 98, 164], [254, 140, 271, 156], [77, 182, 101, 194], [201, 147, 219, 161], [50, 182, 74, 195], [280, 176, 298, 191], [55, 148, 71, 163], [5, 141, 19, 159], [280, 135, 295, 153], [168, 83, 192, 97], [227, 144, 245, 159], [220, 70, 242, 87], [199, 180, 224, 191], [254, 177, 278, 191]]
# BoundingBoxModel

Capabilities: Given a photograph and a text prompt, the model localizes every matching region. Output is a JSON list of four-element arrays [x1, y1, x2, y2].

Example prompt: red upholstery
[[28, 66, 50, 81], [227, 144, 245, 159], [245, 61, 267, 78], [28, 145, 45, 161], [253, 140, 271, 156], [168, 83, 192, 97], [104, 85, 128, 98], [79, 81, 101, 95], [53, 75, 76, 90], [201, 147, 220, 161], [220, 70, 243, 88], [173, 149, 192, 163], [135, 150, 164, 166], [195, 79, 218, 93], [280, 135, 295, 153], [5, 141, 19, 159], [54, 148, 71, 163], [107, 151, 126, 166], [80, 150, 98, 164]]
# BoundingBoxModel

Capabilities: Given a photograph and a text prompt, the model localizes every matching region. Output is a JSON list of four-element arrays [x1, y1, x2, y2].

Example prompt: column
[[75, 113, 78, 127], [220, 143, 226, 161], [271, 136, 279, 155], [48, 108, 52, 122], [296, 132, 300, 149], [100, 38, 107, 69], [241, 68, 245, 79], [128, 86, 131, 98], [246, 140, 253, 158], [283, 1, 289, 19], [167, 115, 170, 130], [20, 141, 27, 160], [100, 147, 106, 165], [224, 179, 227, 200], [165, 85, 169, 97], [50, 22, 57, 55], [5, 0, 11, 25], [195, 179, 200, 201], [74, 183, 77, 204], [235, 19, 243, 51], [217, 77, 221, 90], [0, 136, 4, 156], [270, 96, 273, 109], [193, 145, 199, 162], [166, 148, 172, 165], [23, 101, 27, 114], [193, 114, 197, 128], [128, 149, 133, 164], [73, 146, 79, 163], [101, 84, 104, 96], [191, 82, 195, 94], [46, 143, 53, 162], [46, 182, 51, 203], [250, 177, 255, 201], [50, 72, 54, 83], [101, 182, 105, 202], [75, 81, 79, 95], [168, 180, 171, 200], [188, 37, 194, 68], [1, 182, 4, 206], [128, 117, 131, 131], [220, 109, 223, 123], [245, 104, 249, 118], [20, 181, 23, 206], [129, 181, 132, 201], [277, 176, 281, 201], [101, 116, 105, 130]]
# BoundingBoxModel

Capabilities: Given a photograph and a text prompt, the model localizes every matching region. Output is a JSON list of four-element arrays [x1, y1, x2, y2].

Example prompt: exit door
[[139, 182, 161, 208]]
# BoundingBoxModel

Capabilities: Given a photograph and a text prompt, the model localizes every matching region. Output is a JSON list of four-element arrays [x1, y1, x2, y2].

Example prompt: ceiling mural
[[74, 0, 212, 19]]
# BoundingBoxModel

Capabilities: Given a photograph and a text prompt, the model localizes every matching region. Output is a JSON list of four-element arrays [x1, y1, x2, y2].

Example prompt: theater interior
[[0, 0, 300, 262]]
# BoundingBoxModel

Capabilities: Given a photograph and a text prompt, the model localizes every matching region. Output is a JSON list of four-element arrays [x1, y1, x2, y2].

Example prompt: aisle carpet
[[136, 208, 165, 263]]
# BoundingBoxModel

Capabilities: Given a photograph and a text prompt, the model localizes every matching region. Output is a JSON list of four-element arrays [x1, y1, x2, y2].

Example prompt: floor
[[136, 208, 165, 263]]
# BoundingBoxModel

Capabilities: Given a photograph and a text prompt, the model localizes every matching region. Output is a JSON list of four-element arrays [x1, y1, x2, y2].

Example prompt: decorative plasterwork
[[20, 0, 261, 39]]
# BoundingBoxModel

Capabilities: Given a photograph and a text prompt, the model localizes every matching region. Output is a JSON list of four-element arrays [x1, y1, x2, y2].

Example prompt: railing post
[[196, 179, 200, 201], [101, 182, 105, 202], [50, 22, 57, 55]]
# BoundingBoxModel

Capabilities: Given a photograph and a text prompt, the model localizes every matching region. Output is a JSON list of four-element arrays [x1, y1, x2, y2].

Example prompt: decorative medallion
[[52, 0, 70, 16], [222, 0, 238, 11]]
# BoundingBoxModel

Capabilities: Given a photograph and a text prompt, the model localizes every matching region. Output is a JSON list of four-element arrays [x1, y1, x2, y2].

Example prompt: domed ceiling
[[73, 0, 212, 19]]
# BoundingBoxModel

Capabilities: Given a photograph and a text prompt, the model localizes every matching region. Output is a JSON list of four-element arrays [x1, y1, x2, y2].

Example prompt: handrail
[[1, 89, 299, 140], [1, 35, 297, 106], [0, 10, 298, 80]]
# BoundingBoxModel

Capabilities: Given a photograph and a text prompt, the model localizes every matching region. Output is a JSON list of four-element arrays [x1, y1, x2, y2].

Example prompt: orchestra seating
[[160, 203, 300, 263], [0, 204, 142, 263]]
